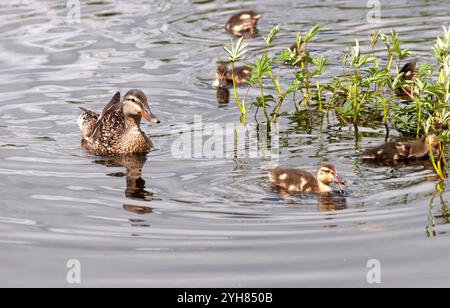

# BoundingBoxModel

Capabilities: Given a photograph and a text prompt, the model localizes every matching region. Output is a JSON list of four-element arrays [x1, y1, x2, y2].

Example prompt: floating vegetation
[[1, 144, 27, 148], [222, 25, 450, 179], [94, 12, 122, 18], [34, 136, 56, 142]]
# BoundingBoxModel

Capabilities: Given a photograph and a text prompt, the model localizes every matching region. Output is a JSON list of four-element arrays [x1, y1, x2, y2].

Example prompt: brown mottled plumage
[[212, 64, 252, 88], [397, 60, 418, 99], [225, 11, 261, 38], [77, 90, 160, 156], [361, 134, 439, 162], [268, 164, 345, 194], [290, 42, 308, 55]]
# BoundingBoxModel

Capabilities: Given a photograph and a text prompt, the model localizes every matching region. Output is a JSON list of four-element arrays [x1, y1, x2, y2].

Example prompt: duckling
[[287, 41, 308, 67], [269, 164, 346, 194], [289, 41, 308, 56], [361, 134, 439, 162], [77, 90, 160, 156], [225, 11, 261, 38], [212, 64, 252, 88], [397, 60, 417, 99]]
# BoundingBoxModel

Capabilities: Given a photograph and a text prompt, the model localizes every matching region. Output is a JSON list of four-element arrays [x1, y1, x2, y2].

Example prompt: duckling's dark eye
[[130, 98, 136, 103]]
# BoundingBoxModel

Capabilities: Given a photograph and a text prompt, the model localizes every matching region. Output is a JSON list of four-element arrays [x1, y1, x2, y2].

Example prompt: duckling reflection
[[271, 187, 348, 212], [317, 194, 348, 212], [216, 87, 230, 105], [361, 159, 440, 182], [94, 154, 157, 211]]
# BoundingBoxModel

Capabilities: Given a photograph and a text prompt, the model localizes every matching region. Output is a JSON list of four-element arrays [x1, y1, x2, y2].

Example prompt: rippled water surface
[[1, 0, 450, 287]]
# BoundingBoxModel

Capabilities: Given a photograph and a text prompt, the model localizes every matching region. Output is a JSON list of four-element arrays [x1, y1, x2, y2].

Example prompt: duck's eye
[[130, 98, 136, 103]]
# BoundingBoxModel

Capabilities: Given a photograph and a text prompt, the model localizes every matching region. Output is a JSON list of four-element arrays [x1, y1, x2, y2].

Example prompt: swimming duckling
[[269, 164, 346, 194], [361, 134, 439, 162], [212, 64, 252, 88], [78, 90, 160, 156], [397, 60, 417, 99], [225, 11, 261, 38], [290, 41, 308, 56]]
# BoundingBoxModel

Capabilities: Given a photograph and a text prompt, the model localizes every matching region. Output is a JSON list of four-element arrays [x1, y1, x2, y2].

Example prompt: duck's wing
[[91, 92, 123, 140], [362, 142, 404, 160], [99, 92, 121, 118], [78, 108, 100, 139], [268, 168, 317, 193]]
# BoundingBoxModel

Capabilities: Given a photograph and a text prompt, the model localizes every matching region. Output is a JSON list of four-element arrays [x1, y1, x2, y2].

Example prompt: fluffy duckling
[[269, 164, 346, 194], [397, 60, 418, 98], [225, 11, 261, 37], [361, 134, 439, 162], [290, 41, 308, 56], [212, 64, 252, 88]]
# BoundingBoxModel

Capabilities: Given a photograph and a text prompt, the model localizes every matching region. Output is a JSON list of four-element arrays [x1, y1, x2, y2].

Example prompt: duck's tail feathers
[[77, 108, 99, 138]]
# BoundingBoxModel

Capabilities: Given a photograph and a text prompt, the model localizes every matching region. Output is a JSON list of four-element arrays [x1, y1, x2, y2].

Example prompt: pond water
[[0, 0, 449, 287]]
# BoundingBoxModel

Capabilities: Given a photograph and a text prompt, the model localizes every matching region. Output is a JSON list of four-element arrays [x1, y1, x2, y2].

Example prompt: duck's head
[[290, 42, 307, 55], [400, 60, 418, 80], [226, 11, 261, 37], [317, 164, 346, 187], [123, 89, 160, 124], [212, 64, 229, 89], [425, 133, 440, 148], [240, 11, 261, 23]]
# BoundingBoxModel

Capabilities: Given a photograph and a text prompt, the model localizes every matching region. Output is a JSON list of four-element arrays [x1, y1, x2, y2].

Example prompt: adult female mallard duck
[[269, 164, 346, 194], [77, 89, 160, 156], [225, 11, 261, 38], [212, 64, 252, 88], [361, 134, 439, 162]]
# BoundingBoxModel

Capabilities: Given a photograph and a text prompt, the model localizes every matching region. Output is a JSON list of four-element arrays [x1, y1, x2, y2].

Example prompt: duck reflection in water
[[216, 87, 230, 105], [361, 158, 441, 182], [93, 154, 156, 215], [317, 194, 348, 212], [271, 187, 348, 212]]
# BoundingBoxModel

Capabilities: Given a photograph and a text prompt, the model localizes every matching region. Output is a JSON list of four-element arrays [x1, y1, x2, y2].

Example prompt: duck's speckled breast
[[116, 128, 152, 155]]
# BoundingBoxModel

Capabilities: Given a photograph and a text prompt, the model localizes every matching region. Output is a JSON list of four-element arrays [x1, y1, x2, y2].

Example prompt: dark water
[[0, 0, 449, 287]]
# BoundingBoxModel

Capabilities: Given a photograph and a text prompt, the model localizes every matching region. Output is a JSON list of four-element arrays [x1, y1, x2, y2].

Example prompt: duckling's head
[[123, 89, 160, 124], [212, 64, 229, 89], [425, 133, 440, 148], [290, 42, 307, 55], [400, 60, 418, 80], [317, 164, 346, 187], [241, 11, 261, 22]]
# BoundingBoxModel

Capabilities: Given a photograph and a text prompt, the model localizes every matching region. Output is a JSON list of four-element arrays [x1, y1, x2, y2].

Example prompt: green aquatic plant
[[224, 37, 249, 121], [248, 25, 319, 124], [221, 25, 450, 177]]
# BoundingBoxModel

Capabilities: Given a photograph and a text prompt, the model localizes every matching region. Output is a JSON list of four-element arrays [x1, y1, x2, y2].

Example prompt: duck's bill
[[142, 108, 160, 124], [334, 176, 347, 188]]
